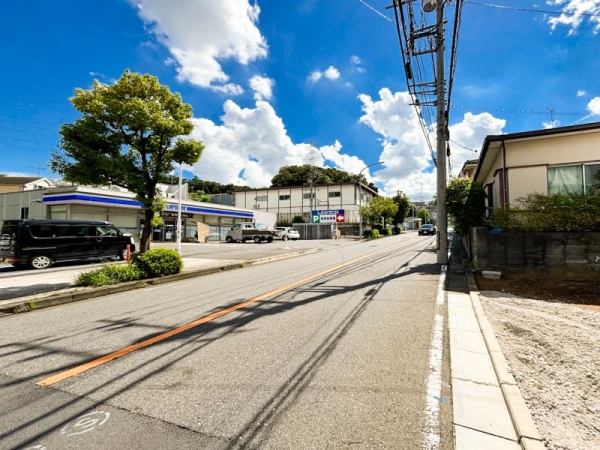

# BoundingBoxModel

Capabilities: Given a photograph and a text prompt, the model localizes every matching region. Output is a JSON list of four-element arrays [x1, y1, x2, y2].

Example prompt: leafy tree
[[392, 192, 411, 226], [50, 70, 204, 252], [417, 208, 430, 223], [445, 177, 487, 236], [189, 191, 211, 202], [271, 164, 378, 191], [186, 176, 251, 194], [361, 196, 398, 226]]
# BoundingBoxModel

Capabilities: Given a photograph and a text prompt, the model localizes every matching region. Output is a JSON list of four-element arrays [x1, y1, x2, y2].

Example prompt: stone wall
[[466, 227, 600, 281]]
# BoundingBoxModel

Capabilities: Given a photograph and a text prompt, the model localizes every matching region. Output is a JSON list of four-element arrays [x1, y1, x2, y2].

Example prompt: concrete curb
[[465, 270, 546, 450], [0, 249, 319, 316]]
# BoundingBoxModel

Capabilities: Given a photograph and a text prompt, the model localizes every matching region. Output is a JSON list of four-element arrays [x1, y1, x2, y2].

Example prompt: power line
[[450, 104, 591, 116], [465, 1, 600, 18]]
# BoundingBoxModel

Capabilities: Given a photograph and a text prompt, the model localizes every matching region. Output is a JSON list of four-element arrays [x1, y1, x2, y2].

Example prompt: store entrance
[[152, 219, 176, 242]]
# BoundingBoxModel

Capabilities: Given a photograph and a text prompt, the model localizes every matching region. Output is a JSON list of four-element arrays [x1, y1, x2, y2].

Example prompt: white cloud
[[577, 90, 586, 97], [357, 88, 505, 200], [249, 75, 274, 100], [588, 96, 600, 114], [351, 55, 362, 65], [186, 88, 505, 202], [129, 0, 267, 93], [546, 0, 600, 34], [543, 120, 560, 129], [189, 100, 337, 187], [308, 66, 341, 83], [309, 71, 323, 83], [324, 66, 340, 80], [448, 112, 506, 171]]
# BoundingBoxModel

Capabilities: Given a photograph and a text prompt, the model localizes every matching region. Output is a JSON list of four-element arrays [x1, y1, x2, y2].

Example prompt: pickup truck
[[225, 222, 274, 243]]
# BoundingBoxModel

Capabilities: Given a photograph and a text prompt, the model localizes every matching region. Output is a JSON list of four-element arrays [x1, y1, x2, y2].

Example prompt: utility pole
[[435, 1, 448, 263]]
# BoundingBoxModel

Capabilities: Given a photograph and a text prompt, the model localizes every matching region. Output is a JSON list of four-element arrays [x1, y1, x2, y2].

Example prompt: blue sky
[[1, 0, 599, 201]]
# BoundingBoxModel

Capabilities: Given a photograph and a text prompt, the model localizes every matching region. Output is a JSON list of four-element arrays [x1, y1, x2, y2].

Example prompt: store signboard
[[311, 209, 345, 223]]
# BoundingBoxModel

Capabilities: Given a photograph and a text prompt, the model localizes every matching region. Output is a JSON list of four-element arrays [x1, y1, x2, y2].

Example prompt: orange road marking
[[37, 236, 420, 386]]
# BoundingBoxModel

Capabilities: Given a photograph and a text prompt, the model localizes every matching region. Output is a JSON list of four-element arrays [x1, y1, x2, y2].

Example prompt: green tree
[[189, 191, 211, 202], [50, 70, 204, 252], [392, 192, 411, 226], [361, 196, 398, 226], [271, 164, 378, 191], [445, 177, 487, 236], [417, 208, 430, 223]]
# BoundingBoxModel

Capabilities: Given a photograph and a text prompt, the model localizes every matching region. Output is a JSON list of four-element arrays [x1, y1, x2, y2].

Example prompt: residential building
[[233, 182, 379, 235], [473, 122, 600, 213], [0, 175, 54, 193]]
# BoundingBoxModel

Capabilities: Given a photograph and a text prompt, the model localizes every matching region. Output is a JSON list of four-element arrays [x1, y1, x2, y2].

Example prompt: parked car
[[0, 219, 135, 269], [418, 224, 436, 235], [272, 226, 300, 241]]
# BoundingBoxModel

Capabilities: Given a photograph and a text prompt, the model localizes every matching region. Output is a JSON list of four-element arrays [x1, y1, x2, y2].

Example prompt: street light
[[358, 161, 384, 239], [175, 161, 183, 254]]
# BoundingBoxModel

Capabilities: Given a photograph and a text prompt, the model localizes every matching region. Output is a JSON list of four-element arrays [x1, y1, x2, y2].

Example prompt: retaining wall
[[466, 227, 600, 281]]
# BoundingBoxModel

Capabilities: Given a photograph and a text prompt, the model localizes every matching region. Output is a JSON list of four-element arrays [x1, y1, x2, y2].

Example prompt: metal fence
[[292, 223, 333, 240]]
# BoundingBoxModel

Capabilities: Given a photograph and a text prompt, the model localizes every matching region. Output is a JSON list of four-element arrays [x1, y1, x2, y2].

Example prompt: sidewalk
[[446, 235, 544, 450]]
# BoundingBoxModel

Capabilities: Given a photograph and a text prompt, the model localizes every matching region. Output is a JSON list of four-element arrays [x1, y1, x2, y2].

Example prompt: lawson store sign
[[311, 209, 345, 223]]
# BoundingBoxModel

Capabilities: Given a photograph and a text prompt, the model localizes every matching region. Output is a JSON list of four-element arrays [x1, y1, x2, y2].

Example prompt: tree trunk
[[140, 209, 154, 253]]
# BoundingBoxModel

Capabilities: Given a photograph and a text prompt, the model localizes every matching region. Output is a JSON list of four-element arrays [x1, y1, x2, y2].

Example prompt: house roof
[[0, 175, 44, 185], [473, 121, 600, 182]]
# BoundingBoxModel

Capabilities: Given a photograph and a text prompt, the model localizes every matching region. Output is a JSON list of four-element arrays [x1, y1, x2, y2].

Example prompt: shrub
[[131, 248, 183, 278], [292, 215, 304, 223], [363, 229, 380, 239], [489, 192, 600, 232], [76, 264, 142, 286], [381, 227, 393, 236]]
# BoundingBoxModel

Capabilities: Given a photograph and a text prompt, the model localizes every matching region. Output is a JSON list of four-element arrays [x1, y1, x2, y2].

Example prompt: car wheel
[[282, 235, 289, 241], [254, 236, 262, 244], [29, 254, 54, 270], [267, 236, 273, 243], [226, 236, 234, 243]]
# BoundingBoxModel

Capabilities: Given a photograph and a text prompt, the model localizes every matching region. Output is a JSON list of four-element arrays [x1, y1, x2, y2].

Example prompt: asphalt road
[[0, 239, 356, 302], [0, 234, 453, 449]]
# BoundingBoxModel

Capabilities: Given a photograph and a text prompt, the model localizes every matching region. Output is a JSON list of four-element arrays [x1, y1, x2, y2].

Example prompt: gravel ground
[[479, 291, 600, 450]]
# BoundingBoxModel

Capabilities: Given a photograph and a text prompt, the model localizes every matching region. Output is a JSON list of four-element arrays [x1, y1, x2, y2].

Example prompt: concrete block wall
[[467, 227, 600, 281]]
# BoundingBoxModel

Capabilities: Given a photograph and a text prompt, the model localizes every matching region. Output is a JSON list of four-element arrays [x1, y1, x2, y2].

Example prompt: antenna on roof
[[547, 108, 555, 128]]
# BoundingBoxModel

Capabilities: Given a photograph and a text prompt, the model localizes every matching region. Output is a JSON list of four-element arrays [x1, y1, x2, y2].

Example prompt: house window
[[255, 195, 267, 202], [20, 207, 29, 219], [303, 193, 315, 199], [584, 164, 600, 194], [328, 191, 341, 198], [548, 163, 600, 195], [279, 194, 290, 201]]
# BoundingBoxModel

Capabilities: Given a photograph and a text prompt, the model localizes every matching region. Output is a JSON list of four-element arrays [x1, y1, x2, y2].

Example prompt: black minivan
[[0, 219, 136, 269]]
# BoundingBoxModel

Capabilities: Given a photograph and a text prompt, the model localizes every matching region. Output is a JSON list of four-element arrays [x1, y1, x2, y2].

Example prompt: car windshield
[[422, 224, 433, 229]]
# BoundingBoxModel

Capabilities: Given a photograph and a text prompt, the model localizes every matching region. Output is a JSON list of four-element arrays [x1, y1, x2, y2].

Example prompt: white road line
[[423, 264, 447, 449]]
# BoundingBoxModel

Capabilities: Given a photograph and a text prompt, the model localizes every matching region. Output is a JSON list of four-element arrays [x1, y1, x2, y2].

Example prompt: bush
[[489, 192, 600, 232], [292, 215, 304, 223], [363, 229, 380, 239], [76, 264, 142, 286], [381, 227, 393, 236], [131, 248, 183, 278]]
